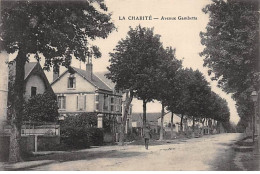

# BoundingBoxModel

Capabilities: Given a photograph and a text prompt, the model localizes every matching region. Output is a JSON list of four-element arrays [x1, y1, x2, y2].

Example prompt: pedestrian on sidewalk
[[143, 124, 152, 150]]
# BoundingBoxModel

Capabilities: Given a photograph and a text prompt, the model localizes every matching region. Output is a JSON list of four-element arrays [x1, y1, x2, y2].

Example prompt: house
[[51, 61, 124, 128], [95, 71, 133, 133], [9, 62, 55, 101], [3, 62, 60, 153], [7, 62, 58, 135], [157, 112, 182, 132], [131, 112, 161, 134]]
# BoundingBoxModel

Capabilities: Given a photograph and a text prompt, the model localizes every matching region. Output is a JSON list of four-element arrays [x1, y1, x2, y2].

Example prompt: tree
[[22, 91, 59, 122], [0, 0, 115, 162], [106, 25, 164, 144], [200, 0, 259, 125], [154, 47, 182, 140], [165, 68, 193, 132]]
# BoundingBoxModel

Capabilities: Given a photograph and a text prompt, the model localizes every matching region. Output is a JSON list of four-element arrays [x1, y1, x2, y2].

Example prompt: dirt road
[[29, 133, 242, 170]]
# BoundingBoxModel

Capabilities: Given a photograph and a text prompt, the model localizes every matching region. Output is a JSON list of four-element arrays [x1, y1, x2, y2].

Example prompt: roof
[[51, 67, 112, 92], [95, 71, 115, 89], [9, 62, 54, 94], [131, 112, 161, 122], [24, 62, 38, 80]]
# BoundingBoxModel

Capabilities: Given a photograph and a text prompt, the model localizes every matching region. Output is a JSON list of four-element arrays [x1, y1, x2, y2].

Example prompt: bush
[[22, 91, 59, 122], [60, 113, 104, 149]]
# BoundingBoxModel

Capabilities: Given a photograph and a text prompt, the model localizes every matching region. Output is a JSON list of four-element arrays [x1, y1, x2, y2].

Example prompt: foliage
[[154, 47, 182, 104], [60, 113, 103, 148], [106, 25, 164, 144], [165, 68, 193, 117], [1, 0, 115, 67], [22, 91, 59, 122], [107, 25, 164, 102], [200, 0, 259, 124], [165, 68, 230, 130], [0, 0, 115, 162]]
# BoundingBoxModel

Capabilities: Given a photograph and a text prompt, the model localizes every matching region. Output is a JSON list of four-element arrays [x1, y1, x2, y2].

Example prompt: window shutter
[[76, 95, 79, 110], [58, 96, 61, 109], [84, 95, 86, 110], [63, 96, 66, 109], [73, 77, 76, 88]]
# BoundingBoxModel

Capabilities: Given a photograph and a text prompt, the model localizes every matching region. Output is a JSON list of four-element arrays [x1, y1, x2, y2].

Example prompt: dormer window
[[67, 75, 76, 89]]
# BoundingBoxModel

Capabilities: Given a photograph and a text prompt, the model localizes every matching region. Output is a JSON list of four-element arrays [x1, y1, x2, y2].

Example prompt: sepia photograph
[[0, 0, 259, 171]]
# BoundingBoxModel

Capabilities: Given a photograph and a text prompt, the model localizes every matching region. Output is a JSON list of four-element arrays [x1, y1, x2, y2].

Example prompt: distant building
[[131, 113, 161, 133], [157, 113, 182, 132]]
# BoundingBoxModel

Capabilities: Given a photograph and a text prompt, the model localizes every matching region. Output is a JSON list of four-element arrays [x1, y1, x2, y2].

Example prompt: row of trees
[[106, 25, 230, 144], [200, 0, 259, 130]]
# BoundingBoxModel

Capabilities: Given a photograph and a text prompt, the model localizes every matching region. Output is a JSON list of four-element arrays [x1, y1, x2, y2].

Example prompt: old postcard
[[0, 0, 259, 171]]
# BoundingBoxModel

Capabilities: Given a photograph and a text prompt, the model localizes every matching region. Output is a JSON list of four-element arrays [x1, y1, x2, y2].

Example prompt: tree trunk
[[119, 90, 134, 146], [201, 118, 205, 135], [9, 50, 26, 162], [180, 114, 184, 132], [142, 99, 147, 136], [170, 112, 174, 139], [192, 116, 195, 132], [159, 103, 164, 141]]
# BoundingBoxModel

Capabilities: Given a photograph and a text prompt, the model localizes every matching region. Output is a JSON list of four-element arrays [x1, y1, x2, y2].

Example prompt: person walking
[[143, 125, 152, 150]]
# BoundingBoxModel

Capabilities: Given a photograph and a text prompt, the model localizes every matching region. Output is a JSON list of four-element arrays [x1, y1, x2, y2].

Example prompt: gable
[[9, 62, 54, 95], [51, 67, 113, 93], [51, 71, 96, 93]]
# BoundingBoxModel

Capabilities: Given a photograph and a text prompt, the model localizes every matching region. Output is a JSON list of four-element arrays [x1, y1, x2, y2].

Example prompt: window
[[31, 86, 37, 97], [58, 96, 66, 109], [67, 75, 76, 89], [77, 95, 86, 111], [96, 103, 99, 111], [111, 97, 114, 104], [115, 105, 119, 112], [103, 94, 108, 111], [111, 105, 114, 112], [95, 94, 99, 102]]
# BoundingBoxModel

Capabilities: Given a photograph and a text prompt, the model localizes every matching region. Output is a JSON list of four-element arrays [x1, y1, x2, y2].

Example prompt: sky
[[9, 0, 240, 124]]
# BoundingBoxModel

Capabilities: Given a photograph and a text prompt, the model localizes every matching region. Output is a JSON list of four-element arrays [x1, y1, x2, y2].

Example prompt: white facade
[[24, 74, 47, 100], [51, 69, 122, 115]]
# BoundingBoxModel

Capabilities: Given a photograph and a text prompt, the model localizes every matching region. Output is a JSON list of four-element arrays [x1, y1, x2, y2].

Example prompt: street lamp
[[251, 91, 258, 142]]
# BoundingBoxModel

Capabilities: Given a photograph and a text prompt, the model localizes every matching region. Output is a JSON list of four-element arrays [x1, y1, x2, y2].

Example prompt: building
[[9, 62, 55, 101], [131, 113, 161, 134], [3, 62, 59, 153], [95, 71, 133, 133], [51, 62, 123, 123], [157, 112, 182, 132]]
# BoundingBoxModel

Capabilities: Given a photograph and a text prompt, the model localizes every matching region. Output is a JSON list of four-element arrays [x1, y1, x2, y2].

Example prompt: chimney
[[53, 66, 60, 82], [86, 63, 93, 79], [86, 54, 93, 79]]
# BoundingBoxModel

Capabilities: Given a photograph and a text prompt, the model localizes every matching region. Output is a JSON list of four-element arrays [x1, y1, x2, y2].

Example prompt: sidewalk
[[1, 160, 55, 171]]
